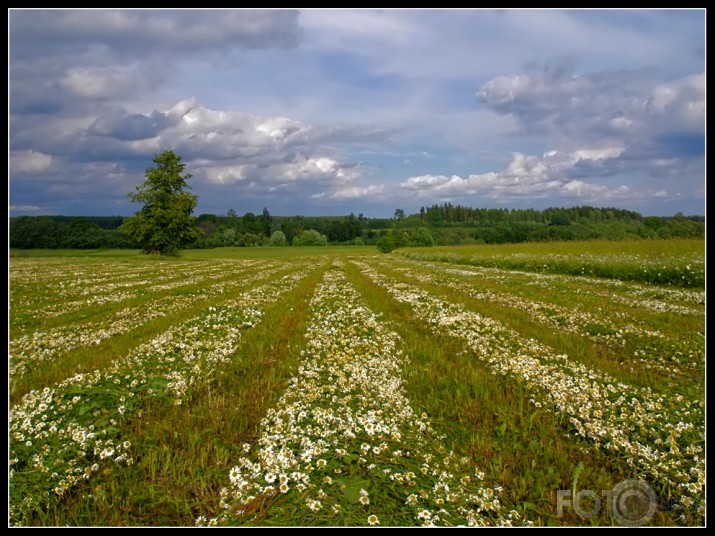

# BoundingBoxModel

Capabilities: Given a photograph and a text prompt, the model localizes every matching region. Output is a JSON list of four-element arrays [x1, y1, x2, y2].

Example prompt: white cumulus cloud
[[10, 150, 53, 173]]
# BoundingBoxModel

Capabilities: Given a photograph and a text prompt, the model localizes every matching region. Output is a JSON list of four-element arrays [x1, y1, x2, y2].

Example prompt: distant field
[[9, 240, 705, 526], [398, 239, 704, 287]]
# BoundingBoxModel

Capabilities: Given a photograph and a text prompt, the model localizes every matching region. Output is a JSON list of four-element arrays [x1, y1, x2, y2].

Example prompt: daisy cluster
[[396, 257, 703, 315], [355, 261, 704, 524], [207, 269, 524, 527], [9, 267, 313, 526], [10, 258, 254, 324], [32, 262, 247, 321], [375, 257, 703, 381], [377, 259, 664, 346], [10, 262, 288, 380], [519, 269, 704, 314]]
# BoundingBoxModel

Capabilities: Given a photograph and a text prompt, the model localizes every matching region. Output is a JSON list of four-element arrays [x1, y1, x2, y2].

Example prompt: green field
[[9, 240, 705, 526]]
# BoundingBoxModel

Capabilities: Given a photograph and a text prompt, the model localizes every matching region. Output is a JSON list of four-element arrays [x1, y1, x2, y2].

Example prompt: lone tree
[[120, 150, 201, 256]]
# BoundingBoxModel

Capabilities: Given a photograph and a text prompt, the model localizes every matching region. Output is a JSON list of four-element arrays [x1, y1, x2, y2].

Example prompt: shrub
[[270, 230, 288, 247]]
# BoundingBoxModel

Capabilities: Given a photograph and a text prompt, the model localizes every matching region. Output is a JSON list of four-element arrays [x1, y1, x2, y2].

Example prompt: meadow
[[8, 239, 705, 526]]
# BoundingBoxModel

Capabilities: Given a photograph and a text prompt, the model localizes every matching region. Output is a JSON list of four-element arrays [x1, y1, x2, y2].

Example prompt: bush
[[410, 228, 435, 247], [293, 229, 328, 246], [376, 235, 397, 253], [270, 230, 288, 247]]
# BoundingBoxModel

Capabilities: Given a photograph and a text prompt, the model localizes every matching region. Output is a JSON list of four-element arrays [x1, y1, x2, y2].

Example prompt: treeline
[[411, 203, 692, 226], [191, 210, 389, 248], [9, 205, 705, 250], [8, 210, 390, 250], [8, 216, 131, 249]]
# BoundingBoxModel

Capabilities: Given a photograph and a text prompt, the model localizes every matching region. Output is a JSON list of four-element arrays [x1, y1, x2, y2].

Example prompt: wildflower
[[367, 514, 379, 526], [417, 509, 432, 520], [229, 467, 241, 484], [306, 498, 322, 511]]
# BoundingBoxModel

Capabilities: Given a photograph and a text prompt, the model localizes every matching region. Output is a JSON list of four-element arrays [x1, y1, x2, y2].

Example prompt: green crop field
[[9, 239, 705, 527]]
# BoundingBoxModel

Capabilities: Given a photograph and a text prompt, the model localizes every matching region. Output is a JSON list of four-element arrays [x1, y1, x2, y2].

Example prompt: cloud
[[477, 66, 704, 145], [110, 99, 388, 163], [10, 150, 54, 173], [329, 184, 385, 200], [13, 96, 385, 169], [400, 148, 642, 203], [476, 62, 647, 142], [8, 10, 705, 217], [644, 72, 705, 135], [9, 204, 42, 213], [474, 66, 704, 209], [9, 10, 302, 121], [88, 108, 174, 141], [9, 10, 301, 61], [10, 97, 383, 214], [60, 66, 162, 101], [199, 155, 361, 188]]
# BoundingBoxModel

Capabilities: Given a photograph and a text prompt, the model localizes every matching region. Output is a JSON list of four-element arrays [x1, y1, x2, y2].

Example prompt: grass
[[9, 240, 705, 526], [9, 262, 298, 404], [344, 260, 695, 526], [366, 256, 704, 399], [397, 239, 705, 287], [11, 261, 327, 526]]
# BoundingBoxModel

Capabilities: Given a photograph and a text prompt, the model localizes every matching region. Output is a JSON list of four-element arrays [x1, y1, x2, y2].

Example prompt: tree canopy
[[120, 150, 200, 256]]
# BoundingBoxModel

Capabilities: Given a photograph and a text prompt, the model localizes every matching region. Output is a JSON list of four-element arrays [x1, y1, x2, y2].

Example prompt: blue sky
[[9, 9, 705, 218]]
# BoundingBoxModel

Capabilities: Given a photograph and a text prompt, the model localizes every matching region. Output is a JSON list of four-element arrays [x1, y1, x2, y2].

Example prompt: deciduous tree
[[120, 150, 200, 256]]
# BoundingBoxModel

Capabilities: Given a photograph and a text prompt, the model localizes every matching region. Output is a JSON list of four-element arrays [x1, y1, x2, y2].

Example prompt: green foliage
[[269, 230, 288, 247], [120, 151, 201, 256], [644, 216, 663, 230], [9, 216, 129, 249], [409, 228, 435, 247], [376, 235, 397, 253], [292, 229, 328, 246], [9, 204, 704, 251]]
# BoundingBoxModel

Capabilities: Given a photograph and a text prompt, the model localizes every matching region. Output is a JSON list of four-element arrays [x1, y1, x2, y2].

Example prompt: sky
[[8, 9, 706, 218]]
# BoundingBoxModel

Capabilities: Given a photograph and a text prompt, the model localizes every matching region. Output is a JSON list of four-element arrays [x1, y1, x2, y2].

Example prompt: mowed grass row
[[9, 258, 261, 330], [9, 241, 705, 526], [366, 256, 704, 397], [206, 267, 522, 527], [10, 260, 298, 402], [351, 258, 704, 525], [9, 260, 324, 526], [343, 261, 658, 526], [16, 263, 331, 526]]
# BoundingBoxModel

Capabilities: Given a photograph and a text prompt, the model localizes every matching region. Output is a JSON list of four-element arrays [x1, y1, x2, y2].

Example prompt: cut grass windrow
[[9, 259, 259, 328], [10, 262, 288, 381], [9, 265, 319, 526], [353, 260, 704, 525], [369, 257, 704, 388], [207, 268, 526, 527]]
